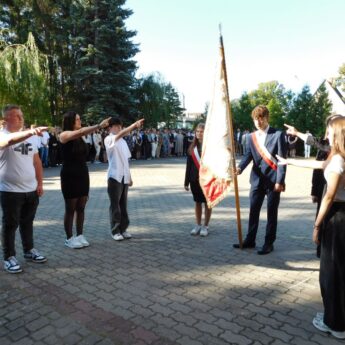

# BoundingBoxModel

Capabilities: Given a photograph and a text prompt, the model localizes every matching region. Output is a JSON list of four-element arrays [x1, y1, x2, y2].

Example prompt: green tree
[[286, 85, 313, 130], [286, 84, 332, 137], [72, 0, 139, 123], [336, 63, 345, 93], [164, 82, 184, 127], [249, 81, 292, 129], [0, 32, 50, 125], [0, 1, 80, 122], [134, 73, 184, 128], [310, 83, 332, 137], [1, 0, 140, 124], [231, 92, 254, 131]]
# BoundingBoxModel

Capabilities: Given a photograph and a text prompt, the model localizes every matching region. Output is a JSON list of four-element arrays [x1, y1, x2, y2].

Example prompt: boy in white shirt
[[105, 117, 144, 241]]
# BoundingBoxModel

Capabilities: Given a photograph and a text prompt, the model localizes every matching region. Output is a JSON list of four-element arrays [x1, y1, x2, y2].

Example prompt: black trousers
[[320, 202, 345, 332], [246, 185, 281, 245], [0, 191, 39, 260], [107, 178, 129, 235]]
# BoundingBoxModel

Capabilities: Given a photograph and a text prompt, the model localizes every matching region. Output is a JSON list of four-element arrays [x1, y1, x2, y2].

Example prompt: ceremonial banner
[[199, 48, 234, 208]]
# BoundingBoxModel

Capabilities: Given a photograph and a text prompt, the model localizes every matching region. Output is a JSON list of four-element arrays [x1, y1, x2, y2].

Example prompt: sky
[[126, 0, 345, 113]]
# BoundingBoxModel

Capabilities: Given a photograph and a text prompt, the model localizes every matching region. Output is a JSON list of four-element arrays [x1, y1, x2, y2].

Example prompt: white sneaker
[[4, 256, 22, 274], [313, 315, 345, 339], [76, 235, 90, 247], [65, 236, 83, 249], [24, 248, 47, 263], [112, 233, 124, 241], [200, 226, 209, 237], [190, 225, 201, 235], [122, 231, 132, 239]]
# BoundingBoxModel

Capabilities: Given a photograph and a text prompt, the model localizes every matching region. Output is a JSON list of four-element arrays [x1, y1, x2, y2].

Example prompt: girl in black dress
[[184, 123, 212, 237], [59, 112, 110, 249]]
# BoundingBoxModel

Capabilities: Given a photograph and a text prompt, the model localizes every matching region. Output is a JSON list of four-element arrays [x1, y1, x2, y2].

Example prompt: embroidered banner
[[199, 49, 233, 208]]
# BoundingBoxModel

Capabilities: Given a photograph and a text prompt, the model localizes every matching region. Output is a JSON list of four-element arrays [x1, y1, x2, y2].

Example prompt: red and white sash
[[251, 132, 278, 171], [191, 146, 201, 170]]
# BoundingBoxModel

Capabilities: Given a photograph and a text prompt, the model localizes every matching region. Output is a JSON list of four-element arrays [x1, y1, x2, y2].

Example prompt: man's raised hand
[[284, 124, 298, 136], [31, 127, 48, 137]]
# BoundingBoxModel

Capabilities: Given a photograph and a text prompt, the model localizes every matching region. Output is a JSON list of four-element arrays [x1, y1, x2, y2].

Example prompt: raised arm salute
[[59, 116, 111, 144], [277, 116, 345, 340], [105, 117, 144, 241], [0, 105, 47, 274], [59, 111, 110, 249]]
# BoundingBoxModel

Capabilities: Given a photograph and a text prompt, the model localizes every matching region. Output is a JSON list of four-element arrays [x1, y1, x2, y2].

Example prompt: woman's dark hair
[[62, 111, 78, 131], [188, 123, 205, 155], [61, 111, 86, 155]]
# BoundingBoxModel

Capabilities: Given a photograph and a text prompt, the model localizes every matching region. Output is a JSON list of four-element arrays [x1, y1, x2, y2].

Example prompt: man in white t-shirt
[[105, 117, 144, 241], [0, 105, 48, 273]]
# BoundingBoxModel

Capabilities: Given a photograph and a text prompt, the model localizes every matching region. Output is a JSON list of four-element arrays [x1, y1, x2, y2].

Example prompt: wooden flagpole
[[219, 25, 243, 248]]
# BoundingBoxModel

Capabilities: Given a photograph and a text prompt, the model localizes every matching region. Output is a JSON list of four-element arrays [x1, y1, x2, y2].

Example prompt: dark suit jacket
[[184, 150, 200, 186], [239, 127, 287, 190]]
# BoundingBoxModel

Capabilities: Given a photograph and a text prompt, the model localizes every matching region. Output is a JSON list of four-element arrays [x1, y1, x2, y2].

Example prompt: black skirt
[[320, 202, 345, 332], [60, 164, 89, 199], [190, 181, 206, 203]]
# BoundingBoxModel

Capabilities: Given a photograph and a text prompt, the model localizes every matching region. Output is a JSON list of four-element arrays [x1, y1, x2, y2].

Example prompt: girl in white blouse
[[277, 116, 345, 339]]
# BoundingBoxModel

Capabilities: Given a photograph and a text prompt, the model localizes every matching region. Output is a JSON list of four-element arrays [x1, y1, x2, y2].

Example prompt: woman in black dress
[[59, 111, 110, 249], [184, 123, 212, 237]]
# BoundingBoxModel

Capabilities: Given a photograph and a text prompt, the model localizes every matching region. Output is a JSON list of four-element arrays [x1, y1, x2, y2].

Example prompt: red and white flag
[[199, 49, 233, 208]]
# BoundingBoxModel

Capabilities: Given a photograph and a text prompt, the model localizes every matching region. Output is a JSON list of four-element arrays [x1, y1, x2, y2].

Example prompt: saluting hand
[[135, 119, 145, 128], [284, 124, 298, 136], [31, 127, 48, 137], [99, 117, 112, 129]]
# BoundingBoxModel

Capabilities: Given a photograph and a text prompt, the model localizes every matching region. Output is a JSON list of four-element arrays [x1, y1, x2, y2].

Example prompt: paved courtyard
[[0, 157, 341, 345]]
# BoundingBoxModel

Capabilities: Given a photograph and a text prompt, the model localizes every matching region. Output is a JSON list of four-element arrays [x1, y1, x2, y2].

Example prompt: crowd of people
[[0, 125, 197, 168], [1, 103, 345, 340]]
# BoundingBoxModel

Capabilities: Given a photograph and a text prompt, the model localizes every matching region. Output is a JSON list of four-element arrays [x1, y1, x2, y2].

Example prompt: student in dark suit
[[233, 105, 287, 255]]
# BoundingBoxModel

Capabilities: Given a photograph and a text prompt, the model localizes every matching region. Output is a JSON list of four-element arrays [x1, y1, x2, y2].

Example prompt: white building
[[176, 112, 203, 129]]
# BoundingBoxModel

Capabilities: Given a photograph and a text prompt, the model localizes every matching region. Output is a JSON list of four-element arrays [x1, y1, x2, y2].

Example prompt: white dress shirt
[[104, 133, 131, 184], [256, 125, 270, 147]]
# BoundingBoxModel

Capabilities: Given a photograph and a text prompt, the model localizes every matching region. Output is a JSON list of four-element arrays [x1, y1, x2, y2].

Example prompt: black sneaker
[[24, 249, 47, 263], [4, 256, 22, 273]]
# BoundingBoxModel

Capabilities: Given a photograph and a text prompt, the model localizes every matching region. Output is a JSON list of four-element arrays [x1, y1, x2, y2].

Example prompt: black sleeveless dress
[[60, 138, 89, 199]]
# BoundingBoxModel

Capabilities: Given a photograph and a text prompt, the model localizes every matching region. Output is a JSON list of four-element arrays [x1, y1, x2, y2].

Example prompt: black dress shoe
[[233, 241, 256, 249], [257, 244, 274, 255]]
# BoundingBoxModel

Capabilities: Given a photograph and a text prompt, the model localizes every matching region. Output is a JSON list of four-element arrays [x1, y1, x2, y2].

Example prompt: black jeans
[[107, 178, 129, 235], [1, 191, 39, 260]]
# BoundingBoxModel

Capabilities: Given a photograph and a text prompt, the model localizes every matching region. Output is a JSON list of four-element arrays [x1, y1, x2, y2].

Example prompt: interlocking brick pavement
[[0, 157, 343, 344]]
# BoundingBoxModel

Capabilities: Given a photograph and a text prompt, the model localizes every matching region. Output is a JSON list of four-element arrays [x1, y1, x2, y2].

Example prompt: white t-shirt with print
[[0, 129, 39, 192], [324, 154, 345, 202], [104, 133, 131, 184]]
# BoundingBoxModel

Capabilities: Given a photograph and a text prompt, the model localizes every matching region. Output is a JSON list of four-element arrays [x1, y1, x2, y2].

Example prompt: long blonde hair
[[329, 117, 345, 160]]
